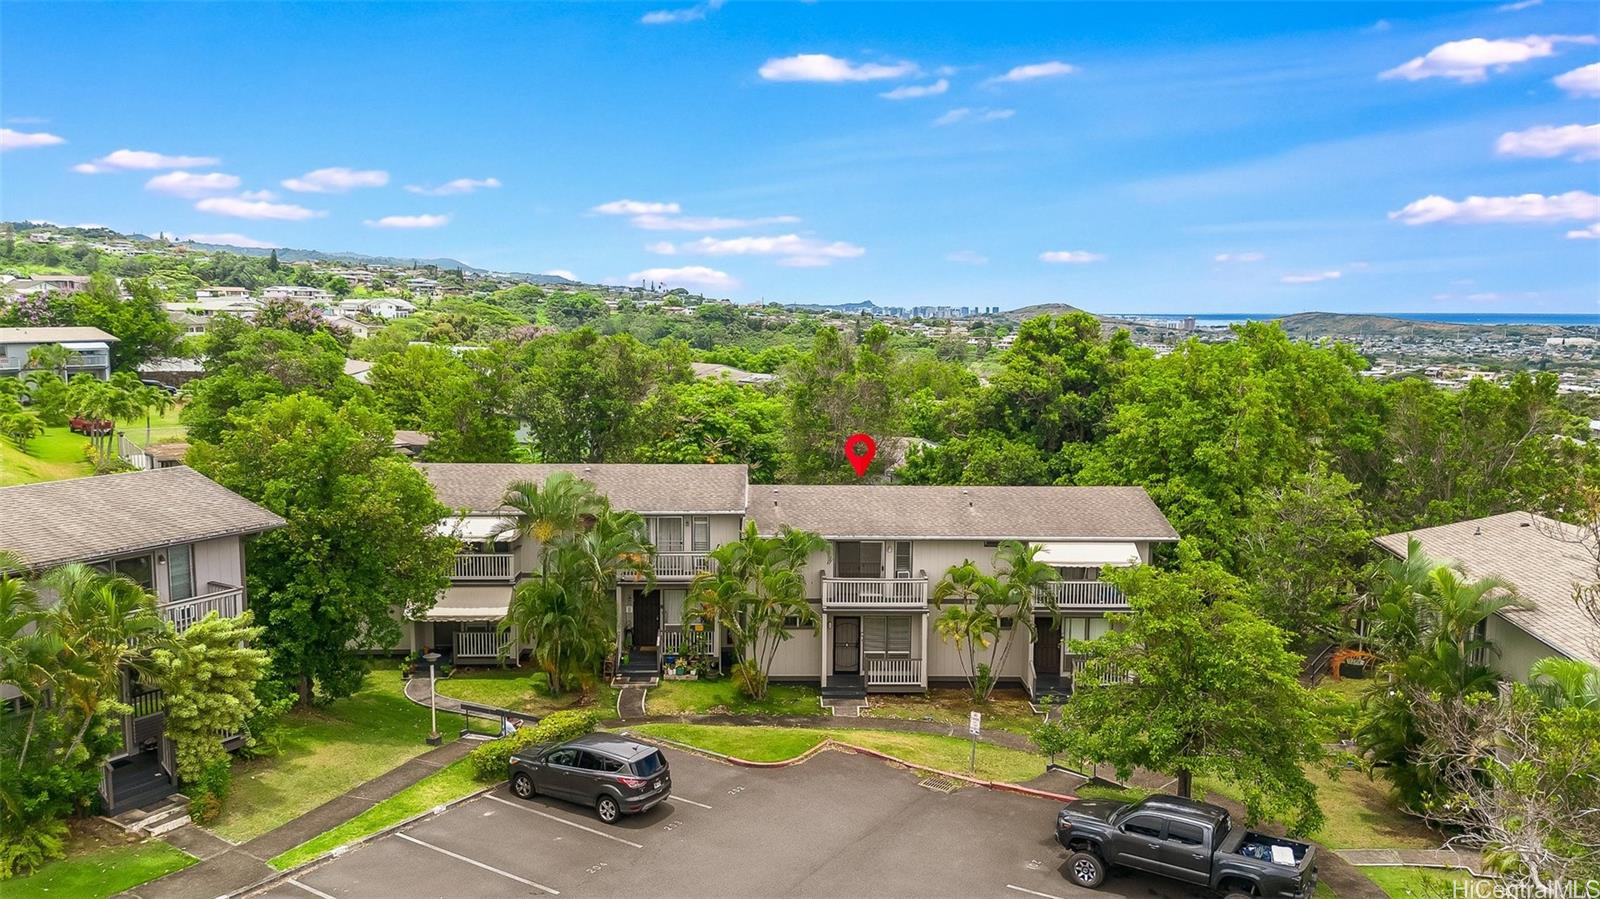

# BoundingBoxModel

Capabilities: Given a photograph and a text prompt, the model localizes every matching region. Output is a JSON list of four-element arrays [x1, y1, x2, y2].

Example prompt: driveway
[[248, 745, 1207, 899]]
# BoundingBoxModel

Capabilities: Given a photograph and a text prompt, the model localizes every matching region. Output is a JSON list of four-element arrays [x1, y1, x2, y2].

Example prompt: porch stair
[[821, 674, 867, 700], [1031, 674, 1072, 705], [618, 650, 660, 684]]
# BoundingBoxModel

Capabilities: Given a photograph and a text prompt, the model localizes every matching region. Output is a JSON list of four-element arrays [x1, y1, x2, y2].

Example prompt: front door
[[833, 617, 860, 674], [1034, 616, 1062, 675], [633, 590, 661, 649]]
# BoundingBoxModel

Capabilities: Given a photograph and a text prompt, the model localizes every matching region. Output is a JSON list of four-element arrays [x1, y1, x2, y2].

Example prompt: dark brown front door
[[1034, 616, 1061, 675], [833, 617, 860, 674], [633, 591, 660, 649]]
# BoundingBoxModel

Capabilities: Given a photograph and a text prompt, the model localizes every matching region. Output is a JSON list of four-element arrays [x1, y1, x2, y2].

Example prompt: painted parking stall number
[[661, 819, 685, 832], [585, 862, 609, 876], [726, 785, 746, 796]]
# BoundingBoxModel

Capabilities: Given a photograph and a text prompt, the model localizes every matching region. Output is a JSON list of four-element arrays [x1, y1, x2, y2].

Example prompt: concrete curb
[[222, 782, 502, 898], [622, 731, 1075, 803]]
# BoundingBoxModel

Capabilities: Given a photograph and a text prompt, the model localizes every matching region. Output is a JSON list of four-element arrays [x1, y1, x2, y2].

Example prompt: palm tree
[[1529, 657, 1600, 710], [0, 552, 57, 767], [932, 541, 1052, 701], [499, 472, 604, 579], [499, 574, 607, 695]]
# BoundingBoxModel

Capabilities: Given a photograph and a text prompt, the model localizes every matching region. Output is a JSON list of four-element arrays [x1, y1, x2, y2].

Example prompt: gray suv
[[507, 734, 672, 824]]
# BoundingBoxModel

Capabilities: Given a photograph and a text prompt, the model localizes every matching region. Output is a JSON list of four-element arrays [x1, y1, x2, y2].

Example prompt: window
[[1123, 816, 1164, 839], [654, 517, 684, 553], [631, 751, 665, 777], [886, 617, 912, 655], [591, 754, 624, 773], [167, 545, 195, 602], [863, 617, 912, 656], [782, 614, 812, 629], [893, 541, 912, 578], [113, 555, 153, 591], [690, 517, 710, 553], [836, 542, 883, 578], [545, 748, 579, 767], [1167, 822, 1205, 846], [998, 617, 1014, 630]]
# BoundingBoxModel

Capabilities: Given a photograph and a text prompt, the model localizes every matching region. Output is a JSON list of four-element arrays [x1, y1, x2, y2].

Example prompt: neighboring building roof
[[0, 326, 119, 344], [343, 358, 374, 380], [0, 467, 286, 570], [145, 442, 190, 463], [748, 485, 1179, 542], [418, 463, 751, 514], [1375, 512, 1599, 667]]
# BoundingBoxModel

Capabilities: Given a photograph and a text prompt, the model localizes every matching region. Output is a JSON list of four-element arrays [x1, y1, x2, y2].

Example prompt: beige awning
[[434, 515, 515, 542], [421, 585, 512, 621], [1035, 542, 1141, 567]]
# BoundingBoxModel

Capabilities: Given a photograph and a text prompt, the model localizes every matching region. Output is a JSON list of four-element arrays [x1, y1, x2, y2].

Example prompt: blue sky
[[3, 1, 1598, 313]]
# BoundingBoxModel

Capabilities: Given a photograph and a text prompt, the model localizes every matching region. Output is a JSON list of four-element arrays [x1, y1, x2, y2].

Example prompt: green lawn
[[5, 828, 195, 899], [212, 669, 462, 842], [128, 402, 187, 445], [269, 757, 483, 870], [436, 666, 617, 717], [862, 687, 1041, 736], [0, 426, 93, 486], [1361, 865, 1478, 898], [645, 678, 825, 717], [630, 723, 1049, 783]]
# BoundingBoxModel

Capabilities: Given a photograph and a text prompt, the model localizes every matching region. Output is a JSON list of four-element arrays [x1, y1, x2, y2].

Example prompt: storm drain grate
[[917, 775, 962, 794]]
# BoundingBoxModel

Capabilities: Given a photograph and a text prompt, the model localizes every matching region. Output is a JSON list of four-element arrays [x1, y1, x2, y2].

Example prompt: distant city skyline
[[2, 2, 1597, 314]]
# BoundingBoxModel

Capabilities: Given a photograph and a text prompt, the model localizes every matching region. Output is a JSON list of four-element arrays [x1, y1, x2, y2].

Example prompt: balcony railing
[[661, 623, 715, 656], [453, 630, 509, 661], [161, 584, 245, 633], [1033, 580, 1128, 611], [865, 657, 922, 687], [619, 552, 711, 581], [129, 688, 164, 719], [822, 577, 928, 609], [1065, 652, 1132, 686], [453, 553, 515, 581]]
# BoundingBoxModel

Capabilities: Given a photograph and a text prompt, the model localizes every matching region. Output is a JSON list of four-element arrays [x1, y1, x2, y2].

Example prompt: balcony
[[453, 553, 515, 581], [865, 657, 922, 687], [161, 584, 245, 633], [822, 577, 928, 610], [1033, 580, 1128, 612], [619, 552, 711, 582]]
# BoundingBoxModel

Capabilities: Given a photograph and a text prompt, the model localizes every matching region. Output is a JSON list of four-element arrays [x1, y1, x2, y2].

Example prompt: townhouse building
[[0, 467, 285, 811], [0, 326, 119, 379]]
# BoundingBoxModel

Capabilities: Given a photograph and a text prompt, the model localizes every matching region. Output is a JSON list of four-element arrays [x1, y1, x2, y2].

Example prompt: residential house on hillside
[[338, 296, 414, 320], [195, 286, 252, 299], [0, 467, 285, 811], [165, 296, 262, 319], [262, 285, 333, 305], [0, 326, 118, 379], [1374, 512, 1599, 682], [2, 274, 93, 296]]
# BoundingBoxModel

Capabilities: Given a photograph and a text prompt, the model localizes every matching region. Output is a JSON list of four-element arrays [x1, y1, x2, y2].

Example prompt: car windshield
[[631, 750, 665, 777]]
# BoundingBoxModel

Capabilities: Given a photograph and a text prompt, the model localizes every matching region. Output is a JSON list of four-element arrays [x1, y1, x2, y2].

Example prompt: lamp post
[[423, 651, 442, 746]]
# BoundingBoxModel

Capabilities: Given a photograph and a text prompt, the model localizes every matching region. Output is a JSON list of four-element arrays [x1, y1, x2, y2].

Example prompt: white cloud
[[239, 189, 278, 201], [1566, 223, 1600, 239], [880, 79, 949, 100], [281, 166, 389, 193], [1281, 270, 1342, 284], [0, 128, 66, 151], [676, 234, 866, 267], [985, 60, 1078, 85], [945, 250, 988, 265], [1380, 34, 1597, 83], [1497, 0, 1542, 11], [631, 213, 801, 231], [626, 265, 738, 289], [72, 148, 219, 173], [194, 196, 327, 221], [645, 241, 677, 255], [544, 269, 578, 280], [934, 107, 1014, 126], [1214, 251, 1266, 263], [364, 214, 451, 229], [1389, 190, 1600, 224], [5, 116, 50, 125], [1039, 250, 1105, 264], [1496, 124, 1600, 161], [405, 177, 502, 196], [144, 170, 242, 198], [1554, 62, 1600, 97], [758, 54, 918, 83], [181, 232, 277, 249], [593, 199, 682, 215], [641, 0, 722, 24]]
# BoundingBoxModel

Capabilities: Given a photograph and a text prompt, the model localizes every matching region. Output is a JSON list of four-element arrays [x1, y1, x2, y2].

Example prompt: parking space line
[[395, 832, 560, 894], [286, 879, 337, 899], [484, 794, 646, 849], [672, 795, 713, 809], [1005, 885, 1067, 899]]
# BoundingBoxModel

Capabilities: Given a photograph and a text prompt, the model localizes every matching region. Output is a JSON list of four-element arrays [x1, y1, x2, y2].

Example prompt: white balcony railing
[[822, 577, 928, 609], [1065, 652, 1132, 686], [453, 553, 515, 581], [865, 657, 922, 686], [1033, 580, 1128, 611], [620, 552, 711, 581], [453, 630, 509, 661], [661, 623, 715, 656], [161, 585, 245, 633]]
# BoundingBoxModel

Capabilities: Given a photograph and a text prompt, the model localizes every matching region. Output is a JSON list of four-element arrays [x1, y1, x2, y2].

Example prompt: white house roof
[[0, 326, 119, 345]]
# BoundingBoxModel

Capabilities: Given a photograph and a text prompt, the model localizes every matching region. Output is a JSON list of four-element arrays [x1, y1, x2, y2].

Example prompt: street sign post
[[968, 711, 981, 772]]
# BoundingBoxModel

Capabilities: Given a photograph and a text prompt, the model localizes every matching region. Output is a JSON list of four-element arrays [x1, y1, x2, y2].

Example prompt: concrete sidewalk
[[123, 739, 473, 899]]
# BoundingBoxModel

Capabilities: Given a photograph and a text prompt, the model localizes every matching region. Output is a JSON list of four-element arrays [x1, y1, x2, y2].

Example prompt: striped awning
[[422, 585, 512, 621]]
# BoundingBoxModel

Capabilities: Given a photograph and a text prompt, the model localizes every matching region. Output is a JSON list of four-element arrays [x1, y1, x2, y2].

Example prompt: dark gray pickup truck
[[1055, 794, 1317, 899]]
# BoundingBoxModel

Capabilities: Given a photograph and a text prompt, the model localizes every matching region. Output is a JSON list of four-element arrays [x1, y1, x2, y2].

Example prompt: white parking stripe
[[395, 832, 560, 894], [1006, 885, 1068, 899], [671, 795, 713, 809], [484, 794, 646, 849], [286, 879, 337, 899]]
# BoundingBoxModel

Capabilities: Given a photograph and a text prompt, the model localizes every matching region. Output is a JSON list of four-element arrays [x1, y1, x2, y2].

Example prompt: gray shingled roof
[[418, 463, 750, 514], [748, 485, 1179, 541], [0, 467, 285, 570], [1375, 512, 1599, 666]]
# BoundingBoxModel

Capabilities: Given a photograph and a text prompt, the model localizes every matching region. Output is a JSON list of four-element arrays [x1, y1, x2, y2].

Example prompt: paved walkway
[[124, 740, 472, 899], [617, 684, 647, 719], [1337, 847, 1485, 874]]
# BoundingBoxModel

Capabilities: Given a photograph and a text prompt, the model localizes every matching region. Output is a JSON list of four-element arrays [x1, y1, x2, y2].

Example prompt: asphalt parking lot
[[250, 744, 1205, 899]]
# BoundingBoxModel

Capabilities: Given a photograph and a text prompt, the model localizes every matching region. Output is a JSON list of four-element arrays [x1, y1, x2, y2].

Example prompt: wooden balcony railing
[[865, 657, 922, 687], [1033, 580, 1128, 611], [661, 623, 715, 656], [453, 553, 515, 581], [822, 577, 928, 609], [161, 584, 245, 633]]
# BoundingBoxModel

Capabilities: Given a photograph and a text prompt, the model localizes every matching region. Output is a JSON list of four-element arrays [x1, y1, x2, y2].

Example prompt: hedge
[[467, 709, 601, 781]]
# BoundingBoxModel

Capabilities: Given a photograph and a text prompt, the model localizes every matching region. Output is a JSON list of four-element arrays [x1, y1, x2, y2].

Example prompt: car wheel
[[595, 794, 621, 824], [511, 773, 535, 799], [1066, 851, 1106, 889], [1225, 893, 1255, 899]]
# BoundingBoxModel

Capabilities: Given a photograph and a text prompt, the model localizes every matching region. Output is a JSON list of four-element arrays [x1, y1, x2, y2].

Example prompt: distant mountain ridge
[[173, 240, 575, 285]]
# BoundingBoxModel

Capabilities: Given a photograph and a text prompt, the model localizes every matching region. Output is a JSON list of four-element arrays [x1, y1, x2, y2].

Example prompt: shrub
[[0, 816, 67, 880], [730, 660, 766, 699], [187, 757, 232, 825], [467, 709, 600, 782]]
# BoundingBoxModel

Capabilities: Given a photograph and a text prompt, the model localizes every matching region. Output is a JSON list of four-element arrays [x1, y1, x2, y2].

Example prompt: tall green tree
[[182, 324, 366, 443], [780, 323, 898, 482], [149, 612, 269, 781], [516, 329, 689, 462], [631, 378, 787, 481], [500, 471, 606, 580], [190, 393, 456, 704], [932, 541, 1056, 701], [71, 273, 184, 369]]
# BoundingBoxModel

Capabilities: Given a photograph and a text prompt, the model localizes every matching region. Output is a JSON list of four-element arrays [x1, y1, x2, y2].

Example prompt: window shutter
[[691, 517, 710, 552], [862, 617, 887, 654], [837, 542, 861, 577], [887, 617, 912, 656], [860, 542, 884, 578]]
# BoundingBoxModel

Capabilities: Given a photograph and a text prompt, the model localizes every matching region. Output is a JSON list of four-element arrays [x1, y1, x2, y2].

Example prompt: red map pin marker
[[844, 433, 877, 478]]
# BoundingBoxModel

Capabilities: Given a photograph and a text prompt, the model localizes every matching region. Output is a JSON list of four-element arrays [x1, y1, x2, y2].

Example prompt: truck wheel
[[1065, 851, 1106, 889]]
